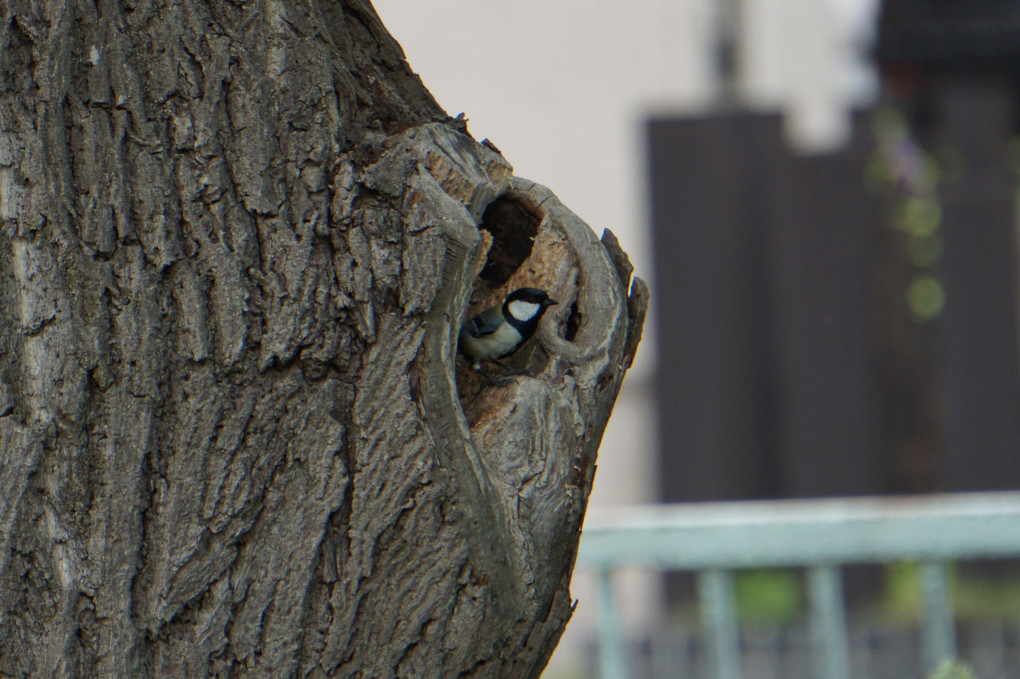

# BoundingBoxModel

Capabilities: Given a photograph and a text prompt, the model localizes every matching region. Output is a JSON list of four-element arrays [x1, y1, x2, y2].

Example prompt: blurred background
[[371, 1, 1020, 676]]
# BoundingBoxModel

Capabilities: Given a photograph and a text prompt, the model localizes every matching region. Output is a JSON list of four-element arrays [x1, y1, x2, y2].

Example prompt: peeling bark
[[0, 1, 646, 677]]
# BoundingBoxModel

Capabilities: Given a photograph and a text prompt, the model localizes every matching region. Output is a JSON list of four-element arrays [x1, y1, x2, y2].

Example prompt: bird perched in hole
[[459, 288, 558, 372]]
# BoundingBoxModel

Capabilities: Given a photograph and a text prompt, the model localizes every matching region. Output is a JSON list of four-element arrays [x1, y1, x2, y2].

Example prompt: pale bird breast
[[460, 322, 523, 360]]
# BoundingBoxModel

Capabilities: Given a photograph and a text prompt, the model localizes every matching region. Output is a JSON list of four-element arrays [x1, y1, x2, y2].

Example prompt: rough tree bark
[[0, 1, 647, 677]]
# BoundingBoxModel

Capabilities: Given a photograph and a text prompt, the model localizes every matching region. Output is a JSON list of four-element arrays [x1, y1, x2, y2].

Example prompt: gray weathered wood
[[0, 1, 646, 677]]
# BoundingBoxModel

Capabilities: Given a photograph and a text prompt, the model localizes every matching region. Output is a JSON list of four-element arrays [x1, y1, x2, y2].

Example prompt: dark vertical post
[[930, 75, 1020, 490], [648, 113, 882, 502], [764, 117, 883, 497], [647, 114, 785, 503]]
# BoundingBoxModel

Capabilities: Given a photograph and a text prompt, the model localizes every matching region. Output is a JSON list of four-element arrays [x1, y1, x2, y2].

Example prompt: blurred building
[[651, 0, 1020, 512]]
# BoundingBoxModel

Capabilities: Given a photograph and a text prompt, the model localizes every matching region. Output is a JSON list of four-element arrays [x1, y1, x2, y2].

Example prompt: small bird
[[459, 287, 558, 372]]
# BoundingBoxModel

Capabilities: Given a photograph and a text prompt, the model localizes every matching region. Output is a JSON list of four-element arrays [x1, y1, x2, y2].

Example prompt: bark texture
[[0, 1, 647, 677]]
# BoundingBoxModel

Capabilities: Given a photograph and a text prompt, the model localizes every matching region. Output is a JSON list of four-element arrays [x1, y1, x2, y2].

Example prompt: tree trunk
[[0, 1, 646, 677]]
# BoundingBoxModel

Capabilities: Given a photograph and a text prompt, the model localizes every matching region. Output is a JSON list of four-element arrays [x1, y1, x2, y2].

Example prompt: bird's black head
[[502, 287, 558, 327]]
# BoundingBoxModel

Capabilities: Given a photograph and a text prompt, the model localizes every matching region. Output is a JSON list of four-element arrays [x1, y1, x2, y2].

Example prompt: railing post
[[921, 561, 956, 674], [698, 568, 742, 679], [596, 569, 627, 679], [807, 565, 851, 679]]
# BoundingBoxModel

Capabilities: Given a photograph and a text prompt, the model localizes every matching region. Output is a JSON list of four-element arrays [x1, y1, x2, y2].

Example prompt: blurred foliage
[[868, 106, 946, 324], [713, 562, 1020, 625], [734, 569, 802, 624], [930, 659, 977, 679], [906, 275, 945, 320], [879, 562, 1020, 621]]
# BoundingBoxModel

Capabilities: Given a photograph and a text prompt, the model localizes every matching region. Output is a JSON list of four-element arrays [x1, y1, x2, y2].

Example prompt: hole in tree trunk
[[477, 195, 541, 286]]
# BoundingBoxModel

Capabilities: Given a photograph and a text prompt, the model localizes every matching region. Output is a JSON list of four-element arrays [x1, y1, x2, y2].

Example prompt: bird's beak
[[545, 299, 558, 306]]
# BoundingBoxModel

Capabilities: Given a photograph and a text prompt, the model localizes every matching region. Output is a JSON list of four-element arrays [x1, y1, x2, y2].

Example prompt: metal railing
[[577, 492, 1020, 679]]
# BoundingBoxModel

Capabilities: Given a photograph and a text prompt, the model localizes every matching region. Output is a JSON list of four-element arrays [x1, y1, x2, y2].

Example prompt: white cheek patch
[[507, 300, 541, 321]]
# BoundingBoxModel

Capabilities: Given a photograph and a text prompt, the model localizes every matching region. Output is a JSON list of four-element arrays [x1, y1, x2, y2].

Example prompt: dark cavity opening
[[564, 301, 581, 342], [477, 195, 540, 286]]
